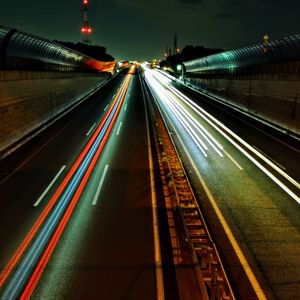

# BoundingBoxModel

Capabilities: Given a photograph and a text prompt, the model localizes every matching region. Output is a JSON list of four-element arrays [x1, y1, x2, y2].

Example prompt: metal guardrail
[[183, 35, 300, 74], [143, 74, 235, 299], [0, 25, 104, 72]]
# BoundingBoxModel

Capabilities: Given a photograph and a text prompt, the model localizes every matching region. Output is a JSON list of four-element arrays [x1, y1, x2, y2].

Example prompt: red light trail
[[20, 72, 132, 299], [0, 69, 134, 296]]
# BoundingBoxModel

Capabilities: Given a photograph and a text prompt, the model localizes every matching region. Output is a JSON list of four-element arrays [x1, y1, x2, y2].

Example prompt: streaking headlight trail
[[143, 67, 300, 205]]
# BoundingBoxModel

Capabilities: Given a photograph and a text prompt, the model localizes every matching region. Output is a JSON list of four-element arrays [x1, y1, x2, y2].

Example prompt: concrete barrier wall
[[0, 71, 109, 154], [186, 76, 300, 138]]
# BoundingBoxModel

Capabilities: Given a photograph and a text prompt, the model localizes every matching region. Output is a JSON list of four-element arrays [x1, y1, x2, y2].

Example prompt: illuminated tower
[[81, 0, 92, 45]]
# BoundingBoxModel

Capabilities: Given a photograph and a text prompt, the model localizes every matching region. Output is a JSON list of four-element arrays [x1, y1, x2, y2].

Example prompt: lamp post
[[176, 64, 184, 81]]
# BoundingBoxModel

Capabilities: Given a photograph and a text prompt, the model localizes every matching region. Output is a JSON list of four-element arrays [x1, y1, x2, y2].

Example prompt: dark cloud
[[218, 0, 299, 19], [256, 0, 300, 13], [178, 0, 203, 4], [214, 0, 299, 48], [216, 12, 236, 20]]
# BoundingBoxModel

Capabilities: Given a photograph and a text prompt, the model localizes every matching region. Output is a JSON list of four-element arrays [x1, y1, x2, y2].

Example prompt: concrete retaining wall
[[0, 71, 110, 154], [186, 75, 300, 138]]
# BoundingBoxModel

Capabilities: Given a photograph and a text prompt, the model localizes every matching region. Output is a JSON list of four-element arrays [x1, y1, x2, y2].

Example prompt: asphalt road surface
[[0, 70, 157, 299], [2, 66, 300, 300], [143, 67, 300, 300]]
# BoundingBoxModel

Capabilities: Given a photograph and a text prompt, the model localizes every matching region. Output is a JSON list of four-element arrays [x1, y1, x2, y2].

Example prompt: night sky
[[0, 0, 299, 61]]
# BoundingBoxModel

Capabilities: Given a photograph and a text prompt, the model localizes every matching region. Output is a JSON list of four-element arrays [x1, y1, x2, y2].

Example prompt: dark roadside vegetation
[[55, 40, 115, 62], [161, 45, 224, 72]]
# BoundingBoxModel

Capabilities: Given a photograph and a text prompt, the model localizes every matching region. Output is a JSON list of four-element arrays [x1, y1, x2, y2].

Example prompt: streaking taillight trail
[[0, 68, 134, 299], [0, 73, 128, 288], [0, 74, 129, 289]]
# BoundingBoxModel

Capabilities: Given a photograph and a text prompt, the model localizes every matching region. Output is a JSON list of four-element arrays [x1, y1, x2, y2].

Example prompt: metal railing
[[0, 25, 102, 72], [183, 35, 300, 74], [142, 72, 236, 300]]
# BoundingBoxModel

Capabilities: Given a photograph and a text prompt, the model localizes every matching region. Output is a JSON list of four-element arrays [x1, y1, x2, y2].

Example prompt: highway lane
[[143, 68, 300, 300], [0, 74, 125, 274], [0, 69, 157, 298], [176, 80, 300, 183], [29, 71, 157, 299]]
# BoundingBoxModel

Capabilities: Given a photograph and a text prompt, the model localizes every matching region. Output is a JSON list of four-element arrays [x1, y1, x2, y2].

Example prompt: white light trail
[[148, 70, 300, 204], [145, 68, 269, 299], [163, 93, 208, 156], [171, 86, 300, 190], [166, 87, 224, 157], [148, 68, 225, 157], [145, 71, 208, 156]]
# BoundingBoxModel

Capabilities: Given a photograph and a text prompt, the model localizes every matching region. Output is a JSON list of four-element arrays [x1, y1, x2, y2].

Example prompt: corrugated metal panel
[[184, 35, 300, 74]]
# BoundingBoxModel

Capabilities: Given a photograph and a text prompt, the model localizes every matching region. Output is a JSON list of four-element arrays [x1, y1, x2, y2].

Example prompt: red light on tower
[[81, 26, 92, 34], [81, 0, 92, 44]]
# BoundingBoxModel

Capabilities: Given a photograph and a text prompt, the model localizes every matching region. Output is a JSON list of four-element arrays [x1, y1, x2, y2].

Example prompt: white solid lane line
[[223, 150, 243, 170], [116, 122, 123, 136], [92, 164, 109, 206], [104, 104, 109, 111], [34, 165, 66, 207], [140, 76, 165, 300], [163, 109, 267, 300], [171, 85, 300, 191], [86, 123, 96, 136], [148, 68, 267, 299], [186, 82, 300, 154], [184, 142, 267, 300]]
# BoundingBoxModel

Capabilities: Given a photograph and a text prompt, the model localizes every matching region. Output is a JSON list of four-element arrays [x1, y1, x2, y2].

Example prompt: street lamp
[[176, 64, 184, 81]]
